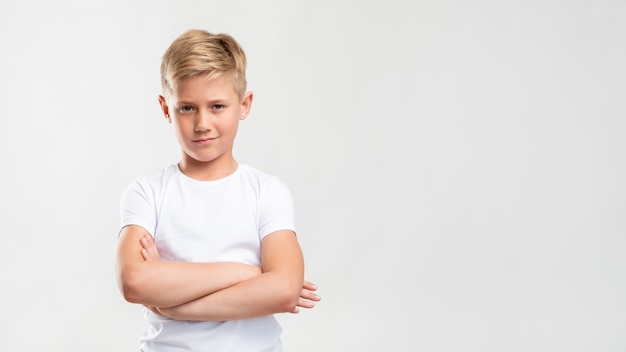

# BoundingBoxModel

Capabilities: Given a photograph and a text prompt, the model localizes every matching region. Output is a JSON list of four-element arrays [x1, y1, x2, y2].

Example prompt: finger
[[296, 297, 315, 308], [140, 236, 149, 249], [302, 280, 317, 291], [300, 289, 321, 302], [141, 248, 149, 260]]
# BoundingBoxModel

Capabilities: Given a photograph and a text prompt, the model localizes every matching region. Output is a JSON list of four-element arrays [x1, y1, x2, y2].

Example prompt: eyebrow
[[176, 98, 231, 105]]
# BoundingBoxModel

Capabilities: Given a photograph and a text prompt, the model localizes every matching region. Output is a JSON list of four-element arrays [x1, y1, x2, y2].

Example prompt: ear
[[239, 91, 253, 121], [158, 95, 171, 123]]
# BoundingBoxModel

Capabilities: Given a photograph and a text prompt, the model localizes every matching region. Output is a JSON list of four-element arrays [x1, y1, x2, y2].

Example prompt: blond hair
[[160, 29, 247, 99]]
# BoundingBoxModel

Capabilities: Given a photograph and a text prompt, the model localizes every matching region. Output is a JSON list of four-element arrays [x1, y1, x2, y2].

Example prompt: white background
[[0, 1, 624, 351]]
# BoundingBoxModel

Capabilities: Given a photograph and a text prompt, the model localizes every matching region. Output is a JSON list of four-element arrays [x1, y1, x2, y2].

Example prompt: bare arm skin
[[115, 225, 262, 308], [154, 230, 321, 321]]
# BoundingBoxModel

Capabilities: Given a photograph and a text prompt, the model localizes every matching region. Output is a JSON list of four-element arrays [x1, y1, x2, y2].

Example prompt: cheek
[[219, 116, 239, 132], [226, 120, 240, 134], [172, 120, 190, 138]]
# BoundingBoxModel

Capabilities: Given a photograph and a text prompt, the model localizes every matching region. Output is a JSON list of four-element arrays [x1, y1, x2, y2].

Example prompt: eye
[[178, 105, 196, 114], [213, 104, 225, 110]]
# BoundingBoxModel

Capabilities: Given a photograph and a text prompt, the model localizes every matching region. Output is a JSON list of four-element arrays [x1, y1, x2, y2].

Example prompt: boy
[[115, 29, 320, 352]]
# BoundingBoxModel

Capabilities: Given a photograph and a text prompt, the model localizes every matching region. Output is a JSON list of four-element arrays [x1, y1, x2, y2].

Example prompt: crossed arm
[[115, 225, 320, 321]]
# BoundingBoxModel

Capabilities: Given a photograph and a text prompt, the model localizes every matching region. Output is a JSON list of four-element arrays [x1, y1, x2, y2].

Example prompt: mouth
[[193, 137, 217, 143]]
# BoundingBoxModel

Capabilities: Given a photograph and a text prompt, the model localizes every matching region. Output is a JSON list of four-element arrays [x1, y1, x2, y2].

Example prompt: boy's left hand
[[140, 234, 160, 261]]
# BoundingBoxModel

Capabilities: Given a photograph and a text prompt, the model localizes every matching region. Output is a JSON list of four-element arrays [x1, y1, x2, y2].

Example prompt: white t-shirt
[[120, 164, 296, 352]]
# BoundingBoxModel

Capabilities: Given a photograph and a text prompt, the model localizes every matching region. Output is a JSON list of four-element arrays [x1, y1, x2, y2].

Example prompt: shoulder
[[237, 164, 294, 205], [237, 164, 289, 189], [238, 164, 275, 180], [123, 164, 179, 195]]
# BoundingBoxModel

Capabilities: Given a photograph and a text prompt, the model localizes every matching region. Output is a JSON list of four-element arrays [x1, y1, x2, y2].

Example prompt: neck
[[178, 155, 239, 181]]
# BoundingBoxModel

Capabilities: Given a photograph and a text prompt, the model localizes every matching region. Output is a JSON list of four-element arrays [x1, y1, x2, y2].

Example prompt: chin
[[194, 153, 227, 164]]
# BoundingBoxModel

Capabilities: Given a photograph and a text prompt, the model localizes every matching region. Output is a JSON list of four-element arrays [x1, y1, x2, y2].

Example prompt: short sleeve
[[119, 178, 157, 237], [258, 177, 296, 239]]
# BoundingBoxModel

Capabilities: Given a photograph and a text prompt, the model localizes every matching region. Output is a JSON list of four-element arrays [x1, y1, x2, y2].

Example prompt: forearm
[[159, 270, 303, 321], [116, 225, 260, 308], [120, 260, 259, 308], [159, 231, 307, 321]]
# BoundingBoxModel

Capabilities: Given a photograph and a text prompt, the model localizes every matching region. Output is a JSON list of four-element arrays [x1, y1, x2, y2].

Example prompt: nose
[[195, 109, 213, 132]]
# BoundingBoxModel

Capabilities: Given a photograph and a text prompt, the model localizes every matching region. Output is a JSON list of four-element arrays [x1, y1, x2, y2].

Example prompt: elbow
[[275, 281, 302, 312], [279, 294, 299, 313], [121, 286, 142, 304], [117, 266, 146, 304]]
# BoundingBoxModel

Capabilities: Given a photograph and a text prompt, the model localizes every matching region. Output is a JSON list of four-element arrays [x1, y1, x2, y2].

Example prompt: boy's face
[[159, 75, 252, 168]]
